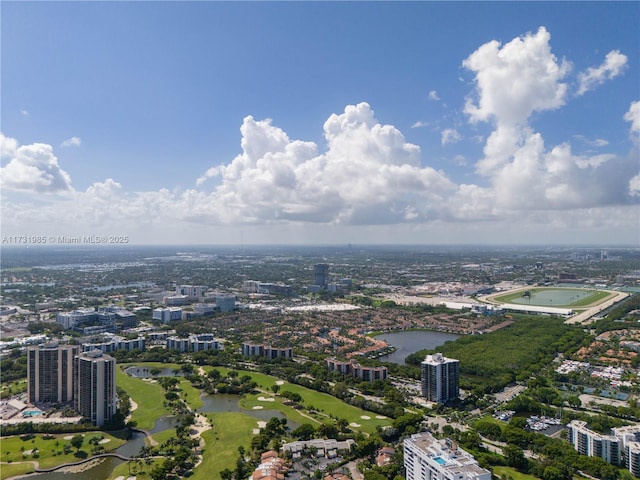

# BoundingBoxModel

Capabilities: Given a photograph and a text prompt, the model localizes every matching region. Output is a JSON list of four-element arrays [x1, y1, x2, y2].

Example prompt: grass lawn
[[0, 379, 27, 399], [120, 362, 391, 443], [202, 366, 392, 434], [116, 367, 172, 430], [121, 361, 182, 372], [202, 366, 272, 388], [492, 466, 541, 479], [0, 461, 35, 479], [0, 431, 126, 475], [191, 412, 256, 480], [179, 377, 204, 410], [271, 382, 391, 434], [109, 456, 162, 479], [149, 428, 176, 446], [239, 393, 321, 426], [473, 415, 507, 428]]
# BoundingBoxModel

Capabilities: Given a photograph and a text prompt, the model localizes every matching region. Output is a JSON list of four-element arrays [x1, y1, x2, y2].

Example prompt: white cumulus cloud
[[428, 90, 440, 101], [577, 50, 628, 96], [61, 136, 82, 148], [625, 100, 640, 144], [1, 133, 19, 158], [460, 28, 638, 214], [202, 102, 456, 225], [463, 26, 570, 127], [1, 141, 73, 193]]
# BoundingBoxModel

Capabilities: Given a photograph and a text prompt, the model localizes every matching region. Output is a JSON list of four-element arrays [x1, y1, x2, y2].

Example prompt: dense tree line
[[406, 316, 588, 394], [0, 353, 27, 383]]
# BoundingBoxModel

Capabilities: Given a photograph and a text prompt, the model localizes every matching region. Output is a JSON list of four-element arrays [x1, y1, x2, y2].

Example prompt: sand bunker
[[252, 428, 260, 434], [252, 406, 264, 410], [375, 415, 387, 419], [276, 380, 285, 385], [257, 396, 275, 402], [99, 438, 111, 444], [257, 421, 267, 428], [349, 422, 361, 427], [360, 415, 371, 420]]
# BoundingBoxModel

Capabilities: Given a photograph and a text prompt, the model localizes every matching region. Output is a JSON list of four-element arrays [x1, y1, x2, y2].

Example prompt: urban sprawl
[[1, 245, 640, 480]]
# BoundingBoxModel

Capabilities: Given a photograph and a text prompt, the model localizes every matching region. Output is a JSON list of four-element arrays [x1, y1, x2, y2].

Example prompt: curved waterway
[[13, 430, 146, 480], [374, 330, 460, 364]]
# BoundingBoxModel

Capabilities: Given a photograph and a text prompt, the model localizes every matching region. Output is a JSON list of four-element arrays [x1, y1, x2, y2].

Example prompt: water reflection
[[375, 330, 460, 364]]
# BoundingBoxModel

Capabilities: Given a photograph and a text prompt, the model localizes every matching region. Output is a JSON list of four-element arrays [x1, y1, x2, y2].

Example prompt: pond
[[199, 393, 300, 430], [374, 330, 460, 365], [150, 415, 177, 434]]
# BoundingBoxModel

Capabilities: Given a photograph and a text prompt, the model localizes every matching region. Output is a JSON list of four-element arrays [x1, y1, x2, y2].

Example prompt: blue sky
[[1, 2, 639, 246]]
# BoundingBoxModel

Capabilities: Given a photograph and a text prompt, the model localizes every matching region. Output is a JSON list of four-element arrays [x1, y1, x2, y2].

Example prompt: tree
[[357, 436, 383, 460], [503, 444, 526, 470], [292, 423, 316, 440], [220, 469, 234, 480], [70, 434, 84, 451], [542, 466, 564, 480]]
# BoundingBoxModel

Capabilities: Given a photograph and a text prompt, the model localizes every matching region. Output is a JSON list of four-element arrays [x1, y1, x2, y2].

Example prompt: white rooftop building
[[404, 432, 491, 480]]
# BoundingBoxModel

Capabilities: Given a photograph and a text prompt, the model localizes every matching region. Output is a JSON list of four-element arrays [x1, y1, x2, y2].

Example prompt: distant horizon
[[1, 242, 638, 250]]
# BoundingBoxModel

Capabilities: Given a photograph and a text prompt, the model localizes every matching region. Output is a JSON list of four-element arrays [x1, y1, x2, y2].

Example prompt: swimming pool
[[22, 410, 43, 417], [433, 456, 446, 465]]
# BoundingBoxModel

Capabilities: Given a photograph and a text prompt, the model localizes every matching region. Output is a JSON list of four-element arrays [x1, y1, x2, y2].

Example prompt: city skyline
[[1, 2, 638, 246]]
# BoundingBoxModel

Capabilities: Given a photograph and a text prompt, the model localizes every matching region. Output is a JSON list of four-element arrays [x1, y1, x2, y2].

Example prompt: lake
[[374, 330, 460, 364]]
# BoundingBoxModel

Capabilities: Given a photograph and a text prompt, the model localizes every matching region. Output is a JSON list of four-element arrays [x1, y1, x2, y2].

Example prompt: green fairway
[[0, 461, 35, 479], [239, 393, 321, 426], [179, 377, 204, 410], [116, 367, 172, 430], [269, 382, 390, 434], [148, 427, 176, 446], [201, 366, 392, 434], [0, 431, 126, 477], [124, 363, 392, 436], [191, 412, 256, 480]]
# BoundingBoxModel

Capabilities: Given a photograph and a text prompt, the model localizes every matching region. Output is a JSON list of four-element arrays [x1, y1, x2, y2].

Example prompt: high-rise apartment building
[[404, 432, 491, 480], [74, 350, 117, 427], [27, 342, 79, 403], [313, 263, 329, 287], [421, 353, 459, 403]]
